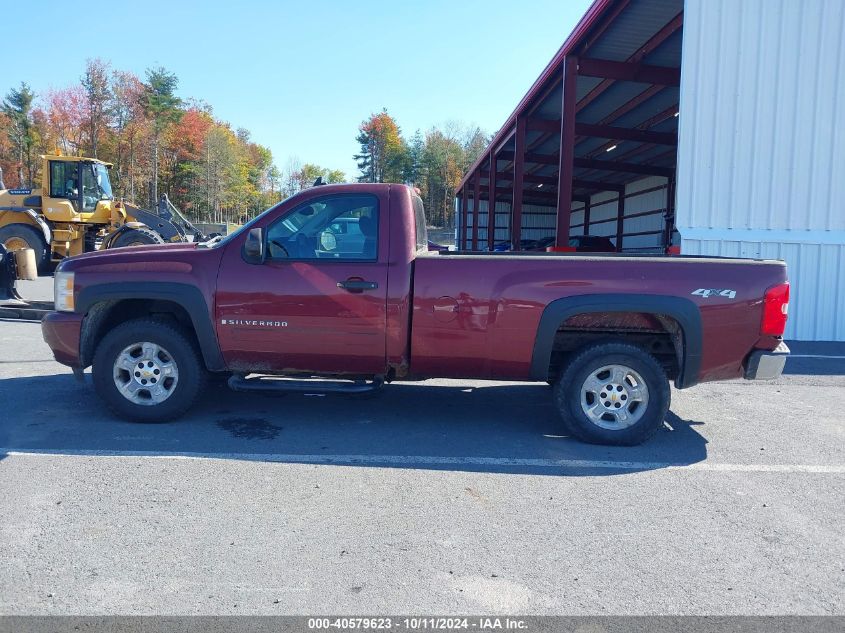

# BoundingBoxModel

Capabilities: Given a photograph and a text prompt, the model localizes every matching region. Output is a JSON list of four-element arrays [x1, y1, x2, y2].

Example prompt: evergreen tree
[[142, 67, 183, 206], [2, 82, 36, 186]]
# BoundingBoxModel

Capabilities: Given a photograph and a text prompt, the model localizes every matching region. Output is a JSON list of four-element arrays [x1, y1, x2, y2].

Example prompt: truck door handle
[[337, 279, 379, 292]]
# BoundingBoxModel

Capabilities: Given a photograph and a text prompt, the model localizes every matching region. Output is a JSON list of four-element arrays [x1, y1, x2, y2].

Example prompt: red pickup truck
[[41, 183, 790, 445]]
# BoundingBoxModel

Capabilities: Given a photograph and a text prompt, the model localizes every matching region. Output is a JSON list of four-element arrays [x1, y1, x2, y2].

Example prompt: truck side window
[[266, 194, 379, 261]]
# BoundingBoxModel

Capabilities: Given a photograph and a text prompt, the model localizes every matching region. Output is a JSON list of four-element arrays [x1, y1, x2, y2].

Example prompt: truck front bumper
[[744, 342, 790, 380], [41, 311, 84, 368]]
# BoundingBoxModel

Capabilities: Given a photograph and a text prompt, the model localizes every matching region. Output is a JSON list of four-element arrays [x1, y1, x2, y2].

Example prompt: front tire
[[0, 223, 48, 272], [92, 319, 206, 422], [554, 341, 670, 446]]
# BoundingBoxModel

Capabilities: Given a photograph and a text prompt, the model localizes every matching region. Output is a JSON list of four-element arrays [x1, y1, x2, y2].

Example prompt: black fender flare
[[529, 294, 703, 388], [0, 206, 53, 247], [76, 282, 225, 371]]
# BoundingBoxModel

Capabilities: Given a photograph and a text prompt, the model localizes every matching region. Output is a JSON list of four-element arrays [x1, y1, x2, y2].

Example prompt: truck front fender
[[76, 282, 225, 371], [529, 294, 703, 388]]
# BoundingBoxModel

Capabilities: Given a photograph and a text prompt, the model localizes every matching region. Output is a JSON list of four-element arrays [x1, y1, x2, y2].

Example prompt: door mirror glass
[[242, 227, 266, 264]]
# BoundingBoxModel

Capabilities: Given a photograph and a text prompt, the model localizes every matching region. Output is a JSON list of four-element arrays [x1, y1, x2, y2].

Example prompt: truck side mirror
[[242, 227, 266, 264]]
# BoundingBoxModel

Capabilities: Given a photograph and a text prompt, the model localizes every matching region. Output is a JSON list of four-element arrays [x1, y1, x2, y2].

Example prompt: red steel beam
[[482, 170, 558, 186], [634, 104, 679, 131], [573, 158, 674, 177], [556, 55, 578, 246], [480, 184, 558, 202], [575, 122, 676, 145], [498, 151, 558, 165], [578, 58, 681, 86], [526, 118, 562, 133], [487, 171, 623, 193], [511, 117, 527, 251]]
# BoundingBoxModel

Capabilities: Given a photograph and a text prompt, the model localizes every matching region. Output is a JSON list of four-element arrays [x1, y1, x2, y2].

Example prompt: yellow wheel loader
[[0, 154, 207, 271]]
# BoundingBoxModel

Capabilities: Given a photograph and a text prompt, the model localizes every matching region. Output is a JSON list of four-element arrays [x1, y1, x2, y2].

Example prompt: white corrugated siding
[[677, 0, 845, 340]]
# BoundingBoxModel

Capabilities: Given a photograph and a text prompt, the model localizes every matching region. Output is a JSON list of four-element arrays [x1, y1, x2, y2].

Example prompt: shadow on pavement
[[0, 373, 708, 476]]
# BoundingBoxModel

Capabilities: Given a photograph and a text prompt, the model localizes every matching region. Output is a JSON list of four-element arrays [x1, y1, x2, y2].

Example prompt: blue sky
[[6, 0, 592, 177]]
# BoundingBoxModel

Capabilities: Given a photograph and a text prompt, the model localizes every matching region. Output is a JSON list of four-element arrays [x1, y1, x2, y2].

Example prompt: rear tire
[[111, 227, 165, 248], [0, 223, 48, 272], [92, 318, 206, 422], [554, 341, 670, 446]]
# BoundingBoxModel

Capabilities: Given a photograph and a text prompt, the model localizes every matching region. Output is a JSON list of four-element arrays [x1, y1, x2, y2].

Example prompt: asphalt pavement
[[0, 277, 843, 615]]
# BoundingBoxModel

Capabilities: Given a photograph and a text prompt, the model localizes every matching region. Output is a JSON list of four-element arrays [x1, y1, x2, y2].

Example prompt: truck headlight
[[54, 271, 75, 312]]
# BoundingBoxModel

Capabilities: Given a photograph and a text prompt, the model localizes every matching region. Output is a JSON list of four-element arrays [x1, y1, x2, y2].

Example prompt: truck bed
[[410, 251, 787, 383]]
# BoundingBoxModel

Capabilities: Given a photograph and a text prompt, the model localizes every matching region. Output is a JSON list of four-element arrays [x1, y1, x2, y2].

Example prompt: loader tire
[[111, 227, 165, 248], [0, 224, 48, 272]]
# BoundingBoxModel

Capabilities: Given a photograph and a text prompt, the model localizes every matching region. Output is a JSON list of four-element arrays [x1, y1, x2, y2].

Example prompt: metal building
[[455, 0, 844, 341]]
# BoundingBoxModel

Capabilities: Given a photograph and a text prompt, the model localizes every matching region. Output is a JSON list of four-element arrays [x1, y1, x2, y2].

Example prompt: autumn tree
[[81, 58, 111, 157], [109, 71, 146, 199], [45, 87, 86, 155], [354, 109, 409, 183], [2, 82, 37, 186], [142, 67, 182, 207]]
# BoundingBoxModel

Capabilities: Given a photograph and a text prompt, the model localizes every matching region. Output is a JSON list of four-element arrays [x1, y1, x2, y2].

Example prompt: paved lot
[[0, 278, 843, 615]]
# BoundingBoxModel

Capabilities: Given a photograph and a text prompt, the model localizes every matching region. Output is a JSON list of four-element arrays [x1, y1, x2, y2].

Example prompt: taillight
[[761, 282, 790, 336]]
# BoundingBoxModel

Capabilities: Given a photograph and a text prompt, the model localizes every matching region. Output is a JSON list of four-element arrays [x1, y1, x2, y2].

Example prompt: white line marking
[[788, 354, 845, 360], [2, 448, 844, 474]]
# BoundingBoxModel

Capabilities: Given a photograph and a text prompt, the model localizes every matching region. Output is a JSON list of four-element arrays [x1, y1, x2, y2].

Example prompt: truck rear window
[[413, 194, 428, 252]]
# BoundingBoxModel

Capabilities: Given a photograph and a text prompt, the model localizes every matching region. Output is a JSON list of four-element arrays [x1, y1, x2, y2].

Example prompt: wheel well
[[80, 299, 201, 368], [547, 311, 683, 381]]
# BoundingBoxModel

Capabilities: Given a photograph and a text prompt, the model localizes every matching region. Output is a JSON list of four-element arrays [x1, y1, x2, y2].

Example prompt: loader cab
[[42, 156, 114, 223]]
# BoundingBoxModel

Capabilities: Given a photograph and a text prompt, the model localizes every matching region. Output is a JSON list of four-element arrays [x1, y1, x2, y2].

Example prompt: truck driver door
[[215, 192, 389, 375]]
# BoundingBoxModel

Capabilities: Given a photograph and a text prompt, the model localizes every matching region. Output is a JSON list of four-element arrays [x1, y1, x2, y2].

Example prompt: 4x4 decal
[[691, 288, 737, 299]]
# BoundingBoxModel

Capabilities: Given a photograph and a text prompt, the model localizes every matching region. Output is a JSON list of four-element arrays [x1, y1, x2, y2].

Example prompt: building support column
[[459, 187, 468, 250], [472, 171, 481, 250], [511, 117, 526, 251], [555, 55, 578, 246], [583, 198, 591, 236], [663, 174, 675, 250], [615, 185, 626, 252], [487, 150, 497, 251]]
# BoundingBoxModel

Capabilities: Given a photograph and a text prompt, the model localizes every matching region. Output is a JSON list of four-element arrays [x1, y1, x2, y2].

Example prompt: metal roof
[[457, 0, 683, 205]]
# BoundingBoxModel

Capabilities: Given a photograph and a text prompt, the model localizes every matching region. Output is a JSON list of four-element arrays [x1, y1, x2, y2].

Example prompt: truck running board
[[227, 374, 384, 395]]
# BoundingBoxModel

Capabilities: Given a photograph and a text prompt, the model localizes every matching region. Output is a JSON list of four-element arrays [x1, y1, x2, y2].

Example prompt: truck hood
[[57, 241, 217, 274]]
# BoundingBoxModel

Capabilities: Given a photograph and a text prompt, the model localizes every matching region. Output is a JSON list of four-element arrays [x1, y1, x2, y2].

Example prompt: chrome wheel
[[580, 364, 649, 430], [112, 342, 179, 406]]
